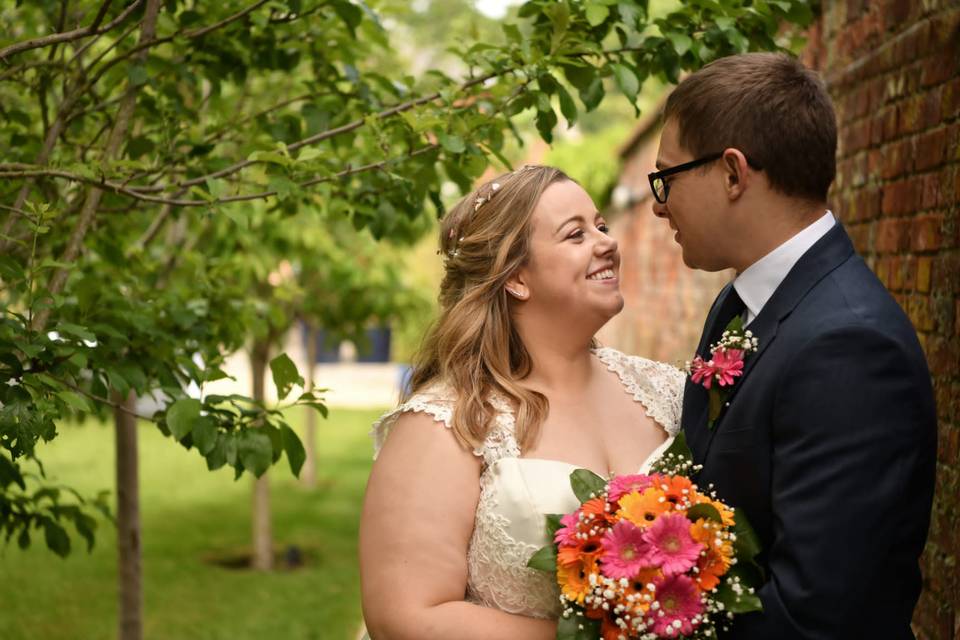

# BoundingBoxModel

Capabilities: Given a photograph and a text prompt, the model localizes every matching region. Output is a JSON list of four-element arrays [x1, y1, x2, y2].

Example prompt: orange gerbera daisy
[[654, 475, 695, 507], [614, 566, 661, 616], [618, 487, 671, 526], [557, 554, 599, 606], [582, 496, 616, 526], [689, 519, 734, 590]]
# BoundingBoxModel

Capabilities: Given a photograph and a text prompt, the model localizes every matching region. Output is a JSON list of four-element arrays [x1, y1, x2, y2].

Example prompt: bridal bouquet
[[527, 435, 763, 639]]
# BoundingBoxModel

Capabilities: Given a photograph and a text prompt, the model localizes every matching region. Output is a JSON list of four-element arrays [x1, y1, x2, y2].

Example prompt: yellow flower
[[618, 487, 671, 526]]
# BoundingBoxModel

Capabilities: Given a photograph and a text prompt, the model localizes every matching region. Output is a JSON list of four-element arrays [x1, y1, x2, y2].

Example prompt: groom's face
[[652, 119, 731, 271]]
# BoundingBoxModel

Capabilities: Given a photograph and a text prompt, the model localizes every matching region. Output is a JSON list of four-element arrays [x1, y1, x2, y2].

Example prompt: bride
[[359, 165, 685, 638]]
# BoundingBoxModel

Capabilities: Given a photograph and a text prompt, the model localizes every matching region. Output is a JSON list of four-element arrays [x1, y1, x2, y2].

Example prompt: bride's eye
[[597, 223, 610, 234], [567, 229, 584, 240]]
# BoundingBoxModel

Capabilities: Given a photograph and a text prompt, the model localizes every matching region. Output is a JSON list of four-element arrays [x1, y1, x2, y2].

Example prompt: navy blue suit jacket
[[682, 223, 937, 639]]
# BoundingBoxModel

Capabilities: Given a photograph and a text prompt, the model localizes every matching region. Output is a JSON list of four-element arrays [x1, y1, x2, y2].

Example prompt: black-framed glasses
[[647, 153, 763, 204]]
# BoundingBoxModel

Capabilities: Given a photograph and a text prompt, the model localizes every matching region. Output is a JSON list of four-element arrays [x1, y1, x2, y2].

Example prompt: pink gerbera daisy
[[554, 510, 581, 547], [689, 356, 717, 389], [642, 513, 703, 576], [711, 348, 745, 387], [599, 519, 651, 580], [607, 474, 654, 502], [648, 574, 704, 637]]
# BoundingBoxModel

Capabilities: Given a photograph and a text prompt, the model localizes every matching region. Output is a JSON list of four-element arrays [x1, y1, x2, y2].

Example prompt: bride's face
[[512, 180, 623, 325]]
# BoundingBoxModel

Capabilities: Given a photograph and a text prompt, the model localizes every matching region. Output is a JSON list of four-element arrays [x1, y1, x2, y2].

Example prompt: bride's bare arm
[[360, 412, 556, 640]]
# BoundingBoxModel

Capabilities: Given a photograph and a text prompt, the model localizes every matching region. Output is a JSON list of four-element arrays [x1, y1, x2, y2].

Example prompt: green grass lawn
[[0, 406, 384, 640]]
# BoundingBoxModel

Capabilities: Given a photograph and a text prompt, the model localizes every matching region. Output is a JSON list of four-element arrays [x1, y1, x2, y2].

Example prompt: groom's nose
[[652, 199, 668, 218]]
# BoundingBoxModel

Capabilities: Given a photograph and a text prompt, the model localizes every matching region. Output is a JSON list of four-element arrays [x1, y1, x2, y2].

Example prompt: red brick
[[927, 334, 960, 375], [900, 95, 925, 135], [923, 86, 944, 128], [903, 255, 918, 290], [930, 7, 960, 50], [921, 52, 959, 87], [942, 78, 960, 120], [956, 298, 960, 336], [907, 294, 934, 330], [883, 104, 900, 141], [932, 253, 960, 294], [881, 179, 921, 216], [911, 213, 946, 252], [921, 173, 941, 210], [888, 0, 917, 26], [846, 221, 872, 250], [877, 216, 909, 251], [916, 129, 948, 171], [883, 138, 913, 178], [918, 256, 933, 292], [890, 255, 905, 290], [940, 166, 958, 206]]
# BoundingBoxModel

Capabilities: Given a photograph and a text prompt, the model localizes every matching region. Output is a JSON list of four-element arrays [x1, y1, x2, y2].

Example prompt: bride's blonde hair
[[406, 165, 572, 453]]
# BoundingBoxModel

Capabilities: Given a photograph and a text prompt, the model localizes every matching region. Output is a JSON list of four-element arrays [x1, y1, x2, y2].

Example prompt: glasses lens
[[652, 178, 666, 203]]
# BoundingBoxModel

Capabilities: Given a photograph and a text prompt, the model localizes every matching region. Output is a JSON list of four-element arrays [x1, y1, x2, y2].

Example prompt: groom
[[651, 53, 937, 639]]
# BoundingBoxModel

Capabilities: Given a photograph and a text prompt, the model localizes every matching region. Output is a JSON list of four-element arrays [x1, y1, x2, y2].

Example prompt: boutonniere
[[687, 316, 759, 429]]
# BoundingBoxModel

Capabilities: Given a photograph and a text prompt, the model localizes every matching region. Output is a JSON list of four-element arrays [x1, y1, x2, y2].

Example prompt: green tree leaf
[[281, 424, 306, 477], [585, 3, 609, 26], [237, 429, 273, 477], [269, 353, 303, 400], [166, 398, 202, 441], [611, 63, 639, 101]]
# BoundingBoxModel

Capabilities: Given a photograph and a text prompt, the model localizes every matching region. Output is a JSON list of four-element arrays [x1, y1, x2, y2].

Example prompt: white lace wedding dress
[[367, 347, 685, 625]]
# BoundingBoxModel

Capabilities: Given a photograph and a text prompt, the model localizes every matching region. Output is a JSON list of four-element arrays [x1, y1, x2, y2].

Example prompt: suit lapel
[[692, 223, 856, 460]]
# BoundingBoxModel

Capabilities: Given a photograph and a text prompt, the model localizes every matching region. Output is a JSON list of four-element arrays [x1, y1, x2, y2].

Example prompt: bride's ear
[[504, 272, 529, 301]]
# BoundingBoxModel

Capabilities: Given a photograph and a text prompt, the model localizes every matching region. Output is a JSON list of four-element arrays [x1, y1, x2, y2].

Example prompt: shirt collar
[[733, 211, 836, 322]]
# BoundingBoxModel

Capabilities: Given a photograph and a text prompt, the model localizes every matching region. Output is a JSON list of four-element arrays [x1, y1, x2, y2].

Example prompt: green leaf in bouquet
[[733, 507, 762, 561], [716, 562, 764, 614], [526, 544, 557, 572], [557, 611, 601, 640], [545, 513, 564, 540], [570, 468, 606, 503], [661, 430, 694, 463], [686, 502, 723, 523]]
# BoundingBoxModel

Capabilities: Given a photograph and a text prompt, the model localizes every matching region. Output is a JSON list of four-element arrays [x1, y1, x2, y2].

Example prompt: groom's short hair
[[664, 52, 836, 203]]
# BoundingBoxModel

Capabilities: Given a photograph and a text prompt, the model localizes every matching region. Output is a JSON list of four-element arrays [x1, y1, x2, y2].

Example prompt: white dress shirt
[[733, 211, 836, 326]]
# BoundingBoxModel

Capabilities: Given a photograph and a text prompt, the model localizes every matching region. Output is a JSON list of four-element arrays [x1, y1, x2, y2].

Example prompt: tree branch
[[0, 144, 440, 208], [32, 0, 163, 333], [0, 0, 142, 62]]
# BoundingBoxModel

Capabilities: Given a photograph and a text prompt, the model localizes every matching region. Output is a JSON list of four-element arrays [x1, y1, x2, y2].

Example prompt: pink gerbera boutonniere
[[687, 316, 759, 429]]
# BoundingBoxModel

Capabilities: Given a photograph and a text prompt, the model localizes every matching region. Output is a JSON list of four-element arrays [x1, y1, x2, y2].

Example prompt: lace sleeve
[[370, 382, 485, 460], [595, 347, 686, 436]]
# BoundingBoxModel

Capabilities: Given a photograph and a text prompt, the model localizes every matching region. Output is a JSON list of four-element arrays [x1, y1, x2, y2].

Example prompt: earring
[[506, 287, 525, 300]]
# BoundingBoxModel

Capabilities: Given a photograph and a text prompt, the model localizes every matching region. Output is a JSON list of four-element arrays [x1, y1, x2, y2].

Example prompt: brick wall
[[809, 2, 960, 638]]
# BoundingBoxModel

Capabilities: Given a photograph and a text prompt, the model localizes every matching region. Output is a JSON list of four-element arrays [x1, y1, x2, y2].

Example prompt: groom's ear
[[721, 149, 750, 200]]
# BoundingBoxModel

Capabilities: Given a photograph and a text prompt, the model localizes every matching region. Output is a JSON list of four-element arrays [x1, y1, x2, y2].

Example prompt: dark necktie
[[702, 286, 746, 356]]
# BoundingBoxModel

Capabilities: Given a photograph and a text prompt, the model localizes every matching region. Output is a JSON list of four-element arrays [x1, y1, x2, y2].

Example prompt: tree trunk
[[249, 341, 273, 571], [113, 390, 142, 640], [301, 323, 318, 487]]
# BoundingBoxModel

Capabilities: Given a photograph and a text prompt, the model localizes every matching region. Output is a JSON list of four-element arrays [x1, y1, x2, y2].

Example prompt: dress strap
[[593, 347, 685, 437], [370, 382, 522, 465]]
